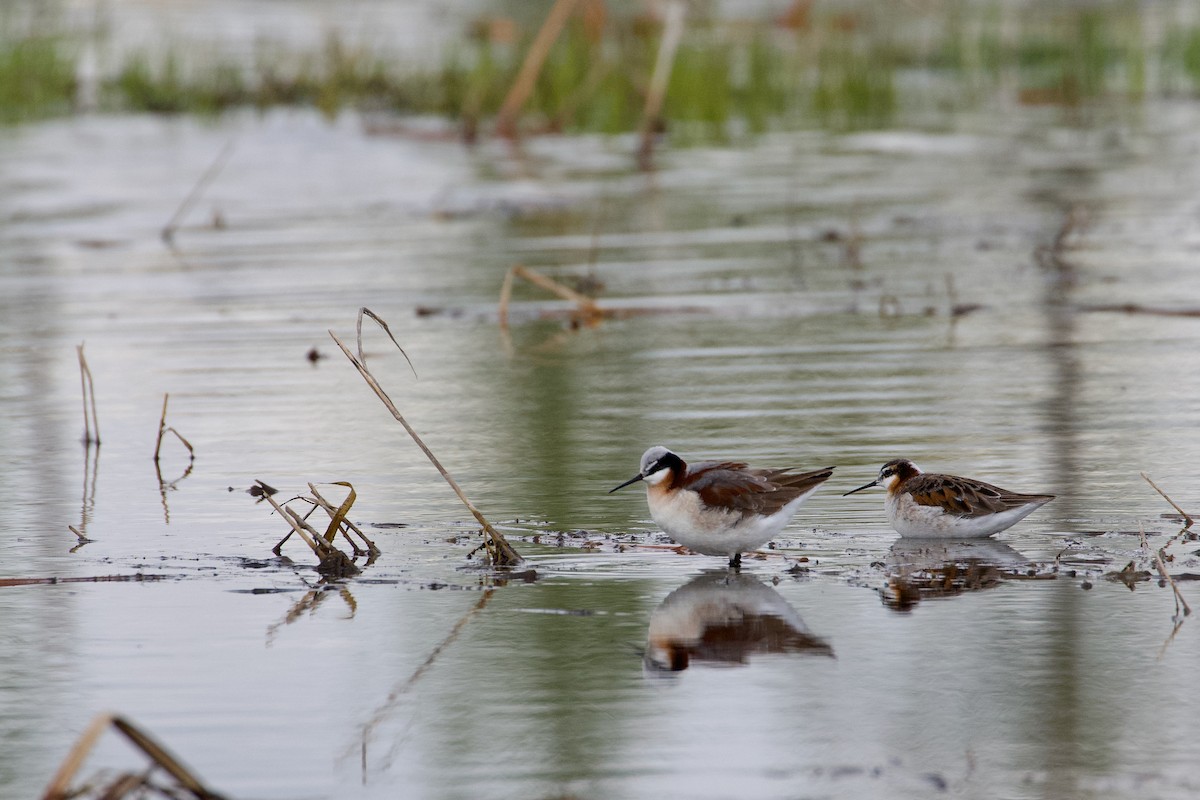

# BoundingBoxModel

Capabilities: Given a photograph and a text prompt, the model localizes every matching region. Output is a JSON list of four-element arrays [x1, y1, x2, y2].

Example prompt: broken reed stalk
[[1154, 546, 1192, 618], [494, 0, 579, 138], [42, 712, 224, 800], [498, 265, 604, 330], [259, 485, 360, 576], [330, 311, 522, 566], [1141, 472, 1194, 528], [161, 139, 236, 245], [637, 0, 687, 170], [153, 393, 195, 463], [308, 481, 379, 557], [76, 343, 100, 445]]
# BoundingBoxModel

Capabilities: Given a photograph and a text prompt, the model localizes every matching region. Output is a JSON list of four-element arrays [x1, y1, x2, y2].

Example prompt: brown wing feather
[[684, 463, 834, 516], [906, 473, 1054, 518]]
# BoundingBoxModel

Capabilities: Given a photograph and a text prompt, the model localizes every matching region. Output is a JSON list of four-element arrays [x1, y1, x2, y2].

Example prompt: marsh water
[[5, 35, 1200, 800]]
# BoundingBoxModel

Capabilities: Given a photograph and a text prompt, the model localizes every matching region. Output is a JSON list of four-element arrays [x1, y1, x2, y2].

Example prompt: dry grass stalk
[[495, 0, 579, 138], [1154, 545, 1192, 618], [259, 482, 361, 577], [161, 139, 236, 245], [498, 264, 604, 330], [356, 307, 417, 377], [309, 481, 379, 559], [637, 0, 687, 170], [153, 394, 195, 463], [1141, 472, 1194, 528], [331, 308, 522, 566], [42, 712, 224, 800], [76, 343, 100, 445]]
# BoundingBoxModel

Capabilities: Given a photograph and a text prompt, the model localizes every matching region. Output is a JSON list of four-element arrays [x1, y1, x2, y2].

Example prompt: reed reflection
[[880, 538, 1043, 610], [644, 571, 832, 672]]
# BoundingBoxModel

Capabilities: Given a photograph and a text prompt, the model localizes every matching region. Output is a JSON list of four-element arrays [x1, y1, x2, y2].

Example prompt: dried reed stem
[[43, 712, 224, 800], [154, 393, 169, 460], [76, 343, 100, 445], [495, 0, 579, 138], [162, 139, 236, 245], [1154, 546, 1191, 617], [260, 485, 360, 576], [330, 311, 522, 566], [637, 0, 686, 170], [308, 482, 379, 557], [152, 394, 194, 463], [1141, 472, 1194, 528], [498, 264, 603, 330]]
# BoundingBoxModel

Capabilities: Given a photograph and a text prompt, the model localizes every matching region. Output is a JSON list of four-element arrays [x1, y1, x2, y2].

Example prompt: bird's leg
[[729, 552, 742, 570]]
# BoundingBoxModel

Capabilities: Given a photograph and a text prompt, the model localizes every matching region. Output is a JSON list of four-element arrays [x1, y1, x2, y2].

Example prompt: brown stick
[[154, 393, 169, 461], [495, 0, 580, 138], [76, 343, 100, 445], [1154, 546, 1192, 617], [43, 713, 223, 800], [1141, 472, 1194, 528], [511, 265, 598, 310], [637, 0, 686, 170], [329, 320, 522, 566]]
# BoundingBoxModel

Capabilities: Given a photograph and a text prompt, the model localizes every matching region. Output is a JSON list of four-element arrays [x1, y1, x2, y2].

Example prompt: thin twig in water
[[357, 308, 417, 377], [331, 310, 522, 566], [1154, 546, 1191, 617], [162, 139, 236, 245], [154, 394, 195, 463], [76, 343, 100, 445], [1141, 472, 1194, 528]]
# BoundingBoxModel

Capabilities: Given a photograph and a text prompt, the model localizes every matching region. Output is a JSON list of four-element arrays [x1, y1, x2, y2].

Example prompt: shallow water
[[3, 94, 1200, 798]]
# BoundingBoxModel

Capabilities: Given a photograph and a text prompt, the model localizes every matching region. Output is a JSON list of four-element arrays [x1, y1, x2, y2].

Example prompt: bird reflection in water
[[645, 571, 833, 672], [880, 538, 1040, 611]]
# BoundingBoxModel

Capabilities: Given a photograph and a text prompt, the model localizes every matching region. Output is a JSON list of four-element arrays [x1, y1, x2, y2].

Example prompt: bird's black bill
[[609, 474, 644, 493], [843, 480, 878, 496]]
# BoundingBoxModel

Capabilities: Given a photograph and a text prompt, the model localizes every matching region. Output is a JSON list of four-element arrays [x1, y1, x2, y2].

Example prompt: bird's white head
[[609, 445, 685, 493], [639, 445, 681, 486]]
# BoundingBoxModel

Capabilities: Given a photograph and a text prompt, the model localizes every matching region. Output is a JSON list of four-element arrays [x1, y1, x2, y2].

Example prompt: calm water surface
[[2, 97, 1200, 798]]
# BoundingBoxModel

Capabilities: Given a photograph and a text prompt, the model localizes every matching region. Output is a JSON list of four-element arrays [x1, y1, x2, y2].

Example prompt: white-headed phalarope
[[610, 445, 835, 567], [844, 458, 1054, 538]]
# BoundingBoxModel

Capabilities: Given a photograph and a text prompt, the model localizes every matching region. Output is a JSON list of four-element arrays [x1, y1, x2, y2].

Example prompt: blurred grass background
[[3, 1, 1200, 135]]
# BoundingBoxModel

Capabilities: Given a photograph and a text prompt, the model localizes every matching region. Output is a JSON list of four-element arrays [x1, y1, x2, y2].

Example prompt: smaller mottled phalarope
[[844, 458, 1054, 538], [610, 446, 835, 567]]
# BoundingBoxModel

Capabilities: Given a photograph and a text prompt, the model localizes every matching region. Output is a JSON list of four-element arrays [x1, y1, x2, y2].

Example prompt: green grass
[[0, 34, 75, 122], [6, 2, 1200, 137]]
